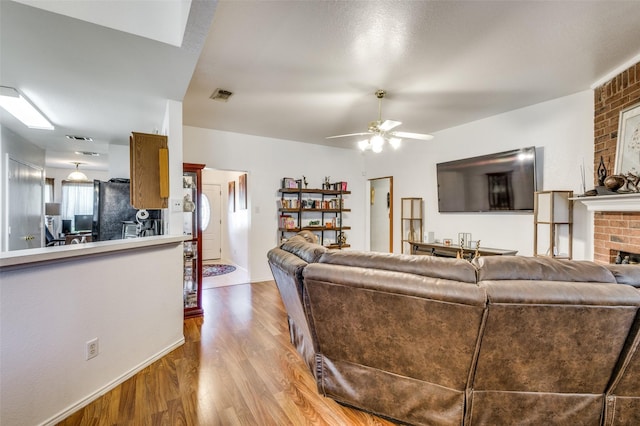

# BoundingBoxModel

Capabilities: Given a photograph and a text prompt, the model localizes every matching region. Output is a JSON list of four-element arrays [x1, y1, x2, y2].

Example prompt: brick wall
[[593, 62, 640, 263], [594, 212, 640, 263]]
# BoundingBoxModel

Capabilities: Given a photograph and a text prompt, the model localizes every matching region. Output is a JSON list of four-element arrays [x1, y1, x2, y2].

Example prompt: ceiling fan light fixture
[[370, 134, 384, 150], [326, 90, 433, 152]]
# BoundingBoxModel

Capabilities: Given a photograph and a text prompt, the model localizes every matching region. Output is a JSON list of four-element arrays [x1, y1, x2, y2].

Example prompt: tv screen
[[436, 147, 537, 213], [74, 214, 93, 232]]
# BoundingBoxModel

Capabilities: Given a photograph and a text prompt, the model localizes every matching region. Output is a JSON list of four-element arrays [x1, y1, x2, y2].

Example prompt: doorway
[[369, 176, 393, 253]]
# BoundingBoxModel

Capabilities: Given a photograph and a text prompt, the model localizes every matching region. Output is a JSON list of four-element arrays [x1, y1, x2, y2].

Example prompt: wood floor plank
[[57, 281, 396, 425]]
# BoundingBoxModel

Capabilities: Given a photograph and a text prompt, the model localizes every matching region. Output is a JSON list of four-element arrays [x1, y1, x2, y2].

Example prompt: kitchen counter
[[0, 235, 186, 270]]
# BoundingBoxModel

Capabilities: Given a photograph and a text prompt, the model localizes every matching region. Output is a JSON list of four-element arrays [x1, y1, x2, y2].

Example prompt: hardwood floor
[[58, 281, 396, 425]]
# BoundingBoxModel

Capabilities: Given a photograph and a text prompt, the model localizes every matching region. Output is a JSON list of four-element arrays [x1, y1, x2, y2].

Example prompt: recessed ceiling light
[[75, 151, 100, 156], [66, 135, 93, 142], [209, 88, 233, 102], [0, 86, 54, 130]]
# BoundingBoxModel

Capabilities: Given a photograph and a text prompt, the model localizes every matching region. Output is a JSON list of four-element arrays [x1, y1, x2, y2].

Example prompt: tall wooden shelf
[[278, 185, 350, 249], [534, 190, 573, 260], [401, 197, 423, 254], [183, 163, 205, 318]]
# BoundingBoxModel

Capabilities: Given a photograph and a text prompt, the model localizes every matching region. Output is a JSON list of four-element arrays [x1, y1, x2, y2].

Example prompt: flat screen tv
[[436, 147, 537, 213], [74, 214, 93, 232]]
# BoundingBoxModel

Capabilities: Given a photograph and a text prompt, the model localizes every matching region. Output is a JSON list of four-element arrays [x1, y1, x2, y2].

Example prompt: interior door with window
[[7, 157, 43, 250], [201, 183, 222, 260]]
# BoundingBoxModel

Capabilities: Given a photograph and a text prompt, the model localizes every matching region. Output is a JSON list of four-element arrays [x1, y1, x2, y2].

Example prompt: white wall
[[365, 90, 595, 259], [183, 126, 367, 282], [162, 100, 185, 237], [0, 242, 184, 425], [108, 144, 130, 179]]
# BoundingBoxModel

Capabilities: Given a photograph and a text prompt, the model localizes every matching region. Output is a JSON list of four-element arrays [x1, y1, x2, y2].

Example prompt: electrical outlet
[[171, 198, 183, 212], [86, 338, 99, 360]]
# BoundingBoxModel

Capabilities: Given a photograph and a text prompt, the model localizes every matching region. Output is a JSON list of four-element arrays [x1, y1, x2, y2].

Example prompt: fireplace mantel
[[571, 193, 640, 212]]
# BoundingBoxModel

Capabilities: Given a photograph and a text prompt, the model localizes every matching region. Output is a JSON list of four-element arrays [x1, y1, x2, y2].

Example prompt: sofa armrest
[[605, 264, 640, 288]]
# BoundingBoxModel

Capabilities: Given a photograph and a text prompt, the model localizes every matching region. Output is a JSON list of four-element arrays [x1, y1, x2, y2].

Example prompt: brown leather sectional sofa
[[267, 234, 640, 425]]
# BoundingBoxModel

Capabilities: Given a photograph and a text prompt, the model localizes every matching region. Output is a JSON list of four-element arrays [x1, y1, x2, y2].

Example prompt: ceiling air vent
[[66, 135, 93, 142], [75, 151, 100, 156], [210, 88, 233, 102]]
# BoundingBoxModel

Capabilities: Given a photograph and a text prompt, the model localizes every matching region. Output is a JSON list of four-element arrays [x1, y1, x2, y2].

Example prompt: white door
[[370, 177, 392, 253], [201, 183, 222, 260], [8, 157, 43, 251]]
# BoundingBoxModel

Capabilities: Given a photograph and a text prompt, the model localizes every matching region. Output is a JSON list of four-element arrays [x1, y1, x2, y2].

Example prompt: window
[[61, 181, 93, 229], [44, 178, 54, 203], [201, 193, 211, 231]]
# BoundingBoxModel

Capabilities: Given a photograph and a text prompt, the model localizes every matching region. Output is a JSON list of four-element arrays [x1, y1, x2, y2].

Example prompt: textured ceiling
[[2, 1, 640, 170]]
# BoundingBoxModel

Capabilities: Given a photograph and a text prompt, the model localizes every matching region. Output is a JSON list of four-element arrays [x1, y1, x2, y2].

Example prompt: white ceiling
[[2, 1, 640, 170]]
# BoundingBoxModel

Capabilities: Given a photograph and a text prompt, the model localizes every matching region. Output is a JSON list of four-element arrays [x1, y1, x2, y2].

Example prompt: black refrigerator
[[92, 179, 162, 241]]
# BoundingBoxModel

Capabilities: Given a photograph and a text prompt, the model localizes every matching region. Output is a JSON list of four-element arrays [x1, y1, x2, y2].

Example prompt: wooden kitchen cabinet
[[129, 132, 169, 209]]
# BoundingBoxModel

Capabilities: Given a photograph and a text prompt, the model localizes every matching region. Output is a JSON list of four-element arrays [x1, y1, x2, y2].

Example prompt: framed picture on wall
[[239, 173, 247, 210], [615, 102, 640, 176], [228, 181, 236, 212]]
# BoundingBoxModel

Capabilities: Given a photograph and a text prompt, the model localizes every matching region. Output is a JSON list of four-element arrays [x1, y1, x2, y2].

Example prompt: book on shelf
[[279, 215, 296, 229]]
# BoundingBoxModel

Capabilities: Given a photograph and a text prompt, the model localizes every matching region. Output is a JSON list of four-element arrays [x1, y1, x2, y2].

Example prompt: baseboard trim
[[41, 337, 185, 426]]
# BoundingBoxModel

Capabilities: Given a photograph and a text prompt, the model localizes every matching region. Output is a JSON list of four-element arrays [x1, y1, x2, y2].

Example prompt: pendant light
[[67, 162, 88, 181]]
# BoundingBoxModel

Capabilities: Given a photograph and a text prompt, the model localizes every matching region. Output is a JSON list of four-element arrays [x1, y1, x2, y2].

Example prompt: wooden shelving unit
[[401, 197, 423, 254], [278, 184, 350, 248], [534, 190, 573, 259]]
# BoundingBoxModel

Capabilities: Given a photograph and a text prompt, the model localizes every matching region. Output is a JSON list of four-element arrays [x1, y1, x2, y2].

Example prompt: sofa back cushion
[[469, 256, 640, 425], [304, 262, 486, 425], [473, 255, 616, 283], [280, 235, 327, 264], [304, 262, 486, 388], [318, 250, 477, 283]]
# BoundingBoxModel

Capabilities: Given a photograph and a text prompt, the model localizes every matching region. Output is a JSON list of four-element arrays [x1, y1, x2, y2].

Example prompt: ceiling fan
[[327, 90, 433, 152]]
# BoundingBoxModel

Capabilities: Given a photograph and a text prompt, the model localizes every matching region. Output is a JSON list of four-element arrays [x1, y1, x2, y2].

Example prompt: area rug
[[203, 264, 237, 277]]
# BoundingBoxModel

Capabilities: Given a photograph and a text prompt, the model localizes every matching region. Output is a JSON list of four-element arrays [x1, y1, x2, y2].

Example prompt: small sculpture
[[623, 173, 640, 192], [475, 240, 481, 259], [337, 231, 347, 246], [597, 156, 607, 186], [183, 194, 195, 212], [303, 175, 308, 188]]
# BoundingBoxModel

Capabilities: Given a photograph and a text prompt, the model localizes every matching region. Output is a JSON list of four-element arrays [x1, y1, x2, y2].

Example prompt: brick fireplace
[[594, 212, 640, 263], [592, 62, 640, 264]]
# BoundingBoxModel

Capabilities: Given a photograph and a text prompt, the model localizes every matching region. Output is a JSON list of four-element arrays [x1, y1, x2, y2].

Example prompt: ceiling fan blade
[[392, 131, 434, 141], [326, 132, 371, 139], [379, 119, 402, 131]]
